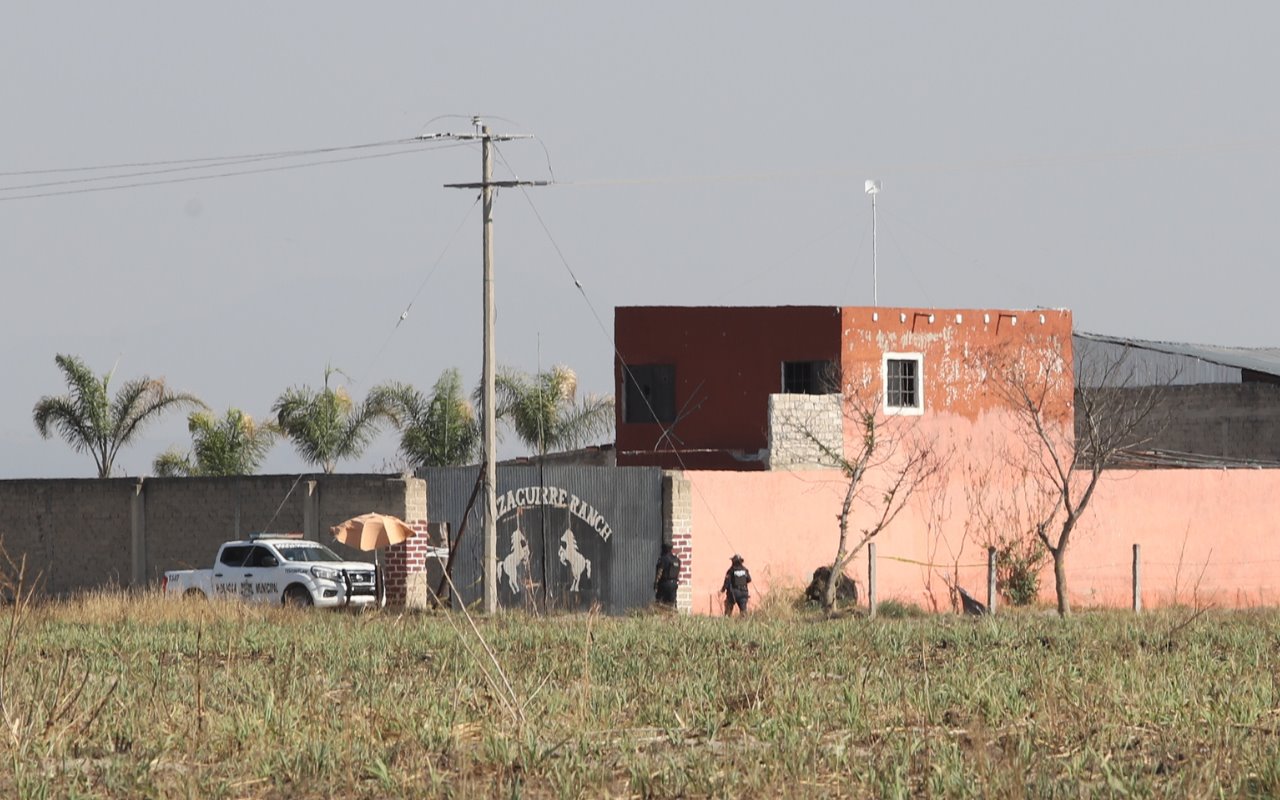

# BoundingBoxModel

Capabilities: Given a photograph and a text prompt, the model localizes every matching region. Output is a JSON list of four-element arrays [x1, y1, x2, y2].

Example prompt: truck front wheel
[[283, 585, 313, 608], [184, 589, 207, 601]]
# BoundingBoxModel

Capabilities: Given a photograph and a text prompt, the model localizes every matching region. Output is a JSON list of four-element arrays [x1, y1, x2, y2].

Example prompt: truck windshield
[[275, 545, 344, 563]]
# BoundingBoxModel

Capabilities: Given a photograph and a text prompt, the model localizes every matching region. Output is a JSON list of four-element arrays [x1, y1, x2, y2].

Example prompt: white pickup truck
[[162, 533, 379, 608]]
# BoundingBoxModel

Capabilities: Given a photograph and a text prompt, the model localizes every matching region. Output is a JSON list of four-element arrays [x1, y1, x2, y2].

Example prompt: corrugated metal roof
[[1075, 331, 1280, 378]]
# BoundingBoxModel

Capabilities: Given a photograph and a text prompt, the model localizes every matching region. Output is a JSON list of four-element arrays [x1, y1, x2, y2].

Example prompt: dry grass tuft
[[2, 583, 1279, 797]]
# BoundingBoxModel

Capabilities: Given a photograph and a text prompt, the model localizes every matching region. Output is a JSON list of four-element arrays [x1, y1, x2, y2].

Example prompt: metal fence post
[[868, 542, 877, 618], [987, 546, 998, 616], [1132, 543, 1142, 613]]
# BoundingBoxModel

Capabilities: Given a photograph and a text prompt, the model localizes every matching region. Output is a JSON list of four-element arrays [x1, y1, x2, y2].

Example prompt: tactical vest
[[730, 568, 749, 592], [660, 555, 680, 583]]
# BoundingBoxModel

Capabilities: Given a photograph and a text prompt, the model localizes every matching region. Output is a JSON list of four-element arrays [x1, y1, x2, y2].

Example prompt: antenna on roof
[[865, 179, 881, 306]]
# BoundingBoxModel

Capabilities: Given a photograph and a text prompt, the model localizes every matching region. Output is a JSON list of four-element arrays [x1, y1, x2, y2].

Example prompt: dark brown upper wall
[[614, 306, 842, 470]]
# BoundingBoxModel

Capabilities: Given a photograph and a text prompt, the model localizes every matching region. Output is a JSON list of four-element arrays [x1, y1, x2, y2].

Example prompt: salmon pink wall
[[685, 435, 1280, 614], [1067, 469, 1280, 609]]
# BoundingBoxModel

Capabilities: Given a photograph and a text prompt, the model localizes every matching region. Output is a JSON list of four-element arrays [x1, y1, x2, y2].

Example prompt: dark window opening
[[886, 358, 920, 409], [245, 546, 277, 568], [218, 545, 253, 567], [782, 360, 839, 394], [624, 364, 676, 424]]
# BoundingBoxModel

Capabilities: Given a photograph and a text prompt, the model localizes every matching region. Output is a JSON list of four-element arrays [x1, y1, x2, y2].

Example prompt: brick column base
[[383, 518, 431, 607], [664, 471, 693, 615]]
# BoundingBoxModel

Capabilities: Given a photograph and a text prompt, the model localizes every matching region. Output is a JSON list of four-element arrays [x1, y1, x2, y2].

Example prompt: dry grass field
[[2, 586, 1279, 798]]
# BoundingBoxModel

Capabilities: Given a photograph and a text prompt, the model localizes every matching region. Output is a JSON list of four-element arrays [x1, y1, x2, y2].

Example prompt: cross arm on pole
[[443, 180, 550, 189], [417, 133, 534, 143]]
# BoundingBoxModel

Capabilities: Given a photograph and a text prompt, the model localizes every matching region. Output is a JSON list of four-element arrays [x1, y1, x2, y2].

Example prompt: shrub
[[875, 599, 926, 618], [995, 538, 1047, 606]]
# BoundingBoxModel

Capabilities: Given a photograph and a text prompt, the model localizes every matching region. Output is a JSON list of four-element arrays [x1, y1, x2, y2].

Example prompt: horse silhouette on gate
[[558, 529, 592, 592], [497, 529, 530, 594]]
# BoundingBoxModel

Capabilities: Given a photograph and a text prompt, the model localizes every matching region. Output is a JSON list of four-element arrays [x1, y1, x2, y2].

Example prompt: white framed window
[[882, 353, 924, 415]]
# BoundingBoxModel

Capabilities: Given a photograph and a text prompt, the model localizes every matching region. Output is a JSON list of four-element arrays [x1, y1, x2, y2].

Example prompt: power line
[[550, 134, 1280, 191], [492, 143, 740, 554], [875, 205, 1045, 301], [364, 194, 482, 375], [879, 213, 934, 307], [0, 141, 474, 203], [0, 138, 417, 178], [2, 151, 312, 193]]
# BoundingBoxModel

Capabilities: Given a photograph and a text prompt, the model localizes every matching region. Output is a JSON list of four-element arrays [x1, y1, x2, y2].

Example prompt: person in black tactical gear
[[654, 542, 681, 607], [721, 554, 752, 616]]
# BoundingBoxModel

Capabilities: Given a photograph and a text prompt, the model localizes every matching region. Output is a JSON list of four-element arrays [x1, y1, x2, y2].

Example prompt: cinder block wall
[[0, 475, 428, 599], [144, 476, 312, 574], [1088, 383, 1280, 461], [0, 479, 135, 594], [766, 394, 843, 470]]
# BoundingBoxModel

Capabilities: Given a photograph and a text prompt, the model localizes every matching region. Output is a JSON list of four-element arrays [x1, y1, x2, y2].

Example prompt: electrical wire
[[876, 206, 1046, 302], [552, 133, 1280, 190], [879, 213, 934, 307], [839, 214, 870, 301], [492, 142, 740, 553], [0, 138, 425, 193], [0, 137, 417, 178], [0, 140, 474, 203], [364, 194, 482, 375]]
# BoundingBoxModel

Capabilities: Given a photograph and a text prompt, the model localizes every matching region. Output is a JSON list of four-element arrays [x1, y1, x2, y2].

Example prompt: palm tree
[[33, 354, 204, 478], [153, 408, 280, 477], [272, 366, 396, 474], [377, 369, 480, 468], [486, 364, 614, 457]]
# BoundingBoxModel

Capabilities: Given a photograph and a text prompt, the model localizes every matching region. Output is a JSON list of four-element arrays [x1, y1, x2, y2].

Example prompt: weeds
[[0, 541, 119, 765], [0, 591, 1278, 797]]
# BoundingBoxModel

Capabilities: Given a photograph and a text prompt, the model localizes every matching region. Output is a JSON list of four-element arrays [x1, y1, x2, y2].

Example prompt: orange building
[[615, 305, 1280, 615], [614, 305, 1074, 470]]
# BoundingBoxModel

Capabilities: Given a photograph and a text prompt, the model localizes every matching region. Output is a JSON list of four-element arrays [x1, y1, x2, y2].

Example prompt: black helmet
[[731, 554, 744, 563]]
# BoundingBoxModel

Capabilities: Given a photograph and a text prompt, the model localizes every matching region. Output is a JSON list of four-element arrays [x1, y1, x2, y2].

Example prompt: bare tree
[[992, 341, 1170, 616], [962, 439, 1055, 607], [796, 397, 944, 612], [920, 444, 957, 613]]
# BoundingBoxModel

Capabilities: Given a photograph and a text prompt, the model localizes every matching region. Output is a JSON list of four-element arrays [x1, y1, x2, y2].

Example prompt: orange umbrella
[[330, 512, 419, 551]]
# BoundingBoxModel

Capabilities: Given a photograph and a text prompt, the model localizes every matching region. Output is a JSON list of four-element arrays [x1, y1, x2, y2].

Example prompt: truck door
[[244, 546, 282, 604], [213, 545, 253, 600]]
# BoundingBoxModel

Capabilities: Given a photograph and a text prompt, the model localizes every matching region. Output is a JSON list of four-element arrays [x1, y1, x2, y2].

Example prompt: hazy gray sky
[[4, 4, 1278, 479]]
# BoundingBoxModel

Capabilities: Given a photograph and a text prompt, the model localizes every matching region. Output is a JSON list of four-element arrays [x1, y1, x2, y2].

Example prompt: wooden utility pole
[[423, 118, 546, 614]]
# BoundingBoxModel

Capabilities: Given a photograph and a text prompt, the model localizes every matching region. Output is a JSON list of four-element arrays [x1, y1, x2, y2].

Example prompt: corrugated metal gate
[[419, 465, 664, 614]]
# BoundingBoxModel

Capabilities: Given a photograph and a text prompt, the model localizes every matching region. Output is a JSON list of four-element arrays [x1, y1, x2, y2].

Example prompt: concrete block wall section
[[767, 394, 844, 470], [0, 475, 433, 600], [0, 479, 134, 595], [144, 476, 311, 578], [1135, 383, 1280, 461]]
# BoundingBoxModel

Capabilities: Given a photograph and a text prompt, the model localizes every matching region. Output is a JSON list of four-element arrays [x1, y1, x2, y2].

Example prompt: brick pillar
[[663, 470, 693, 615], [383, 478, 431, 608]]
